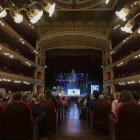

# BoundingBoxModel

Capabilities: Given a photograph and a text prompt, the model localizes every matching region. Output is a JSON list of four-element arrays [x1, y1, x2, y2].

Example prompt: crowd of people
[[79, 90, 140, 120], [0, 89, 69, 139], [0, 88, 140, 138]]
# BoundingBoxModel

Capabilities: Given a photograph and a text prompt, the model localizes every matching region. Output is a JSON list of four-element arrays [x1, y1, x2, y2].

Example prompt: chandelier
[[0, 0, 56, 24]]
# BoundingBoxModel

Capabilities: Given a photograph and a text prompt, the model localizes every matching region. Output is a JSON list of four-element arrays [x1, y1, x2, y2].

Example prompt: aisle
[[49, 103, 110, 140]]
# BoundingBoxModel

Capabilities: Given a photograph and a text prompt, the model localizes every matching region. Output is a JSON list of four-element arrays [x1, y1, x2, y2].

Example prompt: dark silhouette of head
[[132, 91, 140, 101], [119, 90, 133, 103], [45, 90, 53, 99], [12, 92, 22, 101], [93, 90, 99, 99]]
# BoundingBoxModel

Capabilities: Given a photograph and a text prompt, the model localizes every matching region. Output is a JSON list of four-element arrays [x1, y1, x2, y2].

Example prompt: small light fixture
[[28, 9, 43, 24], [105, 0, 110, 4], [0, 21, 4, 26], [116, 7, 129, 21], [12, 12, 23, 23], [138, 27, 140, 34], [121, 21, 133, 33], [0, 1, 56, 24], [43, 3, 55, 17], [0, 6, 7, 18]]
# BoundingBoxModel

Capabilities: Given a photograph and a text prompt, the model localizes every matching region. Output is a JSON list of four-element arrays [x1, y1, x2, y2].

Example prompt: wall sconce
[[121, 21, 133, 33], [116, 7, 129, 21], [0, 0, 56, 24], [120, 12, 140, 34], [115, 1, 140, 21], [105, 0, 110, 5], [116, 1, 140, 34]]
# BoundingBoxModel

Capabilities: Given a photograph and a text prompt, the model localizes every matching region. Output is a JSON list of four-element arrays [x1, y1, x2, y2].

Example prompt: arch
[[39, 30, 108, 42], [39, 30, 109, 51], [45, 46, 103, 51]]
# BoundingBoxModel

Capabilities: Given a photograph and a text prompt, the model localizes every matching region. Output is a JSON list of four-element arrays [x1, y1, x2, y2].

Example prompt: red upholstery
[[0, 103, 5, 140], [109, 102, 140, 140], [5, 101, 33, 140], [92, 99, 111, 130], [39, 99, 56, 131]]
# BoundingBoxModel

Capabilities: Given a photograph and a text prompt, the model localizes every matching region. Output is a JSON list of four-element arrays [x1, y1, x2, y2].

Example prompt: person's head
[[86, 93, 90, 100], [119, 90, 133, 103], [31, 93, 39, 104], [38, 93, 44, 101], [12, 92, 21, 101], [113, 92, 120, 100], [0, 91, 4, 100], [104, 94, 110, 101], [21, 93, 31, 104], [56, 95, 60, 100], [93, 90, 100, 99], [132, 91, 140, 101], [45, 90, 52, 99]]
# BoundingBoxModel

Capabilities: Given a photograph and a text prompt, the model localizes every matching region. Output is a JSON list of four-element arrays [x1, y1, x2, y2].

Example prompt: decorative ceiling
[[55, 0, 118, 11], [1, 0, 132, 52], [40, 35, 108, 50], [37, 0, 127, 51]]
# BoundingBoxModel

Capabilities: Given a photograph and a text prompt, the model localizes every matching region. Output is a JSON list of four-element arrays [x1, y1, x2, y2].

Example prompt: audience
[[0, 87, 140, 139], [9, 92, 22, 103], [111, 92, 120, 115], [90, 90, 100, 110], [30, 93, 42, 119], [132, 91, 140, 104], [21, 92, 31, 104], [112, 90, 133, 116]]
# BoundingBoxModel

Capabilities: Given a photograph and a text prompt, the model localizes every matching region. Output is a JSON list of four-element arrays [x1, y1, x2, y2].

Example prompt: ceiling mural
[[55, 0, 118, 11]]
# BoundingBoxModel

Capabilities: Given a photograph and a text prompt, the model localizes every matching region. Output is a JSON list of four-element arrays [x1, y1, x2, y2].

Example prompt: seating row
[[0, 101, 66, 140], [87, 99, 140, 140]]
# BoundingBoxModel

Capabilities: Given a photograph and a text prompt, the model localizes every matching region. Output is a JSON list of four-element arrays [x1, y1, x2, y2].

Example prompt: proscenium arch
[[39, 30, 108, 42], [38, 31, 109, 51], [44, 46, 102, 51]]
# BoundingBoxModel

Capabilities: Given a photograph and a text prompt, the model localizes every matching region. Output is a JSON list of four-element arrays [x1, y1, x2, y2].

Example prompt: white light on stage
[[67, 89, 80, 96], [91, 85, 99, 94]]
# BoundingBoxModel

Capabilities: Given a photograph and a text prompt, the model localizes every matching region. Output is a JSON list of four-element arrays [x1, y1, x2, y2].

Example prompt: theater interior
[[0, 0, 140, 140]]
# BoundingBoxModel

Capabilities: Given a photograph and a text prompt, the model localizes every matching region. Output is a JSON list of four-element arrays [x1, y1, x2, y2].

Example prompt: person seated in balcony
[[112, 90, 134, 117]]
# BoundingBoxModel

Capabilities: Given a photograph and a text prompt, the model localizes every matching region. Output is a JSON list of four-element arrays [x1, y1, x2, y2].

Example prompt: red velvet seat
[[5, 101, 33, 140], [0, 103, 5, 140], [109, 102, 140, 140], [92, 99, 111, 131]]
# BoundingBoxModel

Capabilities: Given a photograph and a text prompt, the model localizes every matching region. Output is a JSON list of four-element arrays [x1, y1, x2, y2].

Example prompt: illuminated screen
[[91, 85, 99, 94], [67, 89, 80, 96]]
